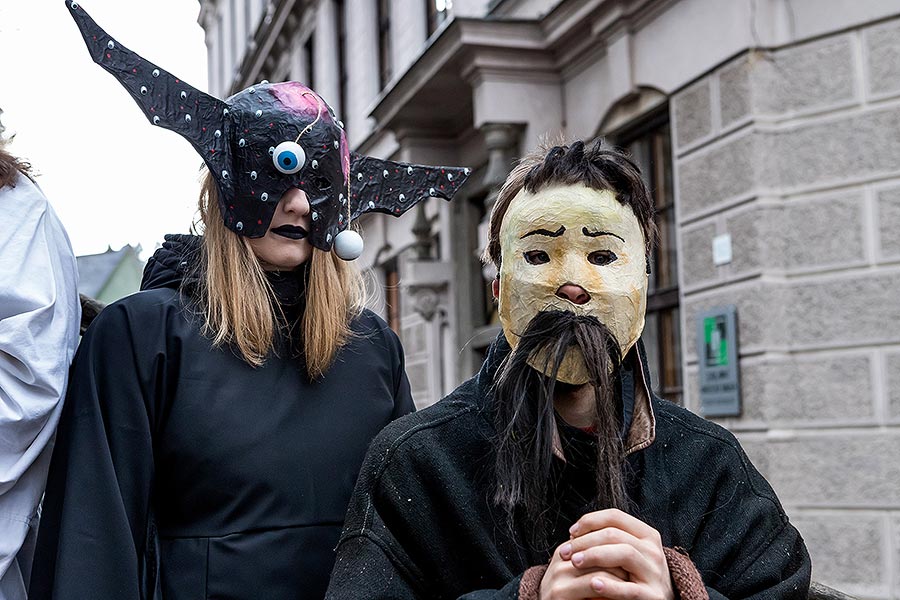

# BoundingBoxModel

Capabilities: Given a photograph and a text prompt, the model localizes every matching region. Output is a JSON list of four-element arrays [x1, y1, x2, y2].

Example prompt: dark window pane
[[619, 114, 681, 403], [427, 0, 452, 37], [385, 264, 400, 334], [378, 0, 392, 88], [336, 0, 347, 120], [641, 311, 660, 392]]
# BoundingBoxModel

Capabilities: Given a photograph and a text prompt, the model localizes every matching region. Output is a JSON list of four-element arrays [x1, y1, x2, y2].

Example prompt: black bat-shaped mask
[[66, 1, 471, 259]]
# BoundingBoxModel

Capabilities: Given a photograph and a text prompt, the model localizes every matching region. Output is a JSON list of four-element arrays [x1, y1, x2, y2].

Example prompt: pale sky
[[0, 0, 210, 259]]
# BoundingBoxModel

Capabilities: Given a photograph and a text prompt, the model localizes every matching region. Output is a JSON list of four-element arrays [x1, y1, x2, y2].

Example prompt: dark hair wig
[[491, 310, 627, 552]]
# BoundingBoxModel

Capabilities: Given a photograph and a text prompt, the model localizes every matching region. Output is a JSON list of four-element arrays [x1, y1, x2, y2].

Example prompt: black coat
[[326, 336, 811, 600], [30, 235, 414, 600]]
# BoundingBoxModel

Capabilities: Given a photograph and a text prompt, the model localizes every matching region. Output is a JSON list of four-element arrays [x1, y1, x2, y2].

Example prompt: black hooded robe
[[325, 336, 811, 599], [30, 235, 414, 600]]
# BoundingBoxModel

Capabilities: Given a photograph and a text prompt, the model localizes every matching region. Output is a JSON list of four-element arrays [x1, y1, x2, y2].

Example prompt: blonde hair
[[195, 172, 365, 379]]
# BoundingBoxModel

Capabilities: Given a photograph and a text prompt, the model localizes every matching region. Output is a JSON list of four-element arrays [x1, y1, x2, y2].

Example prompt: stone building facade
[[198, 0, 900, 596]]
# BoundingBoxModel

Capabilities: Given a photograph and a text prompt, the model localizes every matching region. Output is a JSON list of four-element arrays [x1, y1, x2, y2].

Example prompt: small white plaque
[[712, 233, 732, 266]]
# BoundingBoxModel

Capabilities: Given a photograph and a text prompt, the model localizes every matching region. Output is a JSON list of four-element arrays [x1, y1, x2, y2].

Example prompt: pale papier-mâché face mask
[[498, 184, 649, 385]]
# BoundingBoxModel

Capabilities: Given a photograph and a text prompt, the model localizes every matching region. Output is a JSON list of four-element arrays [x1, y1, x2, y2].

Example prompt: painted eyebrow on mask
[[583, 227, 625, 243], [522, 225, 565, 239]]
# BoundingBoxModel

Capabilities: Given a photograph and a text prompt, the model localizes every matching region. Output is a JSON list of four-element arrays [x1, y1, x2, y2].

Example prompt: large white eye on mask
[[497, 184, 649, 385]]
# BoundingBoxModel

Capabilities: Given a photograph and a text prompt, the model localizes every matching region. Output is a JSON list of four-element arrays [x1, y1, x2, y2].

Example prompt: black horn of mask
[[66, 1, 472, 258]]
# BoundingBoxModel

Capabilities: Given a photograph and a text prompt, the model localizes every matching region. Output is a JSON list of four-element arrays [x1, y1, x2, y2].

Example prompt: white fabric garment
[[0, 173, 80, 600]]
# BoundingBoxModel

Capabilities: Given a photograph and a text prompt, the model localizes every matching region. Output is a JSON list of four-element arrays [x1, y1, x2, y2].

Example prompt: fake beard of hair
[[491, 310, 628, 553]]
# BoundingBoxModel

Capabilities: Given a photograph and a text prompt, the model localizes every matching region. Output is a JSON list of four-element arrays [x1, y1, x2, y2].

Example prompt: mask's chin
[[506, 311, 632, 385], [527, 346, 591, 385]]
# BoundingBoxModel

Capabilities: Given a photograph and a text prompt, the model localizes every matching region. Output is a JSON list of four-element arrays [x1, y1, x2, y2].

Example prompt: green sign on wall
[[696, 306, 741, 417]]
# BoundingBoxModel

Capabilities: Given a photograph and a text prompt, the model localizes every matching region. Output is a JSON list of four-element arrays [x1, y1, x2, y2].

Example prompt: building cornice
[[365, 0, 673, 143], [366, 18, 549, 137]]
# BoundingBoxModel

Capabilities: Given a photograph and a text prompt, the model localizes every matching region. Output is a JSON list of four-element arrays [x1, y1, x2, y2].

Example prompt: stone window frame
[[614, 110, 683, 404]]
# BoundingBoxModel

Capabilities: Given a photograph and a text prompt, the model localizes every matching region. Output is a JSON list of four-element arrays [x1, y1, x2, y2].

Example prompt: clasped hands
[[539, 509, 674, 600]]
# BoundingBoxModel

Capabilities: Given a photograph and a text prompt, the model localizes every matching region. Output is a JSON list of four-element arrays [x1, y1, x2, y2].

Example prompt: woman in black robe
[[30, 5, 470, 598]]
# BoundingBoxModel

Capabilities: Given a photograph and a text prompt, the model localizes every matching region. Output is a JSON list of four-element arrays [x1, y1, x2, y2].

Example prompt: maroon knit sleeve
[[518, 565, 548, 600], [664, 547, 709, 600]]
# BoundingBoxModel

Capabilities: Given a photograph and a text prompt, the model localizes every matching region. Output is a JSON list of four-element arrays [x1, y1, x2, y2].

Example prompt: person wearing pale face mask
[[327, 141, 810, 600]]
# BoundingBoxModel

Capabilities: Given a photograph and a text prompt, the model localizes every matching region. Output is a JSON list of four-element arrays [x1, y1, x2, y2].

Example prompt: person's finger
[[570, 508, 661, 542], [554, 570, 629, 600], [570, 543, 654, 578], [585, 575, 653, 600], [563, 527, 644, 556]]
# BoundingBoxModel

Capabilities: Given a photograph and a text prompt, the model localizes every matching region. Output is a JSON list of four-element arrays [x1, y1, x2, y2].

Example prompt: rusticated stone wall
[[673, 17, 900, 599]]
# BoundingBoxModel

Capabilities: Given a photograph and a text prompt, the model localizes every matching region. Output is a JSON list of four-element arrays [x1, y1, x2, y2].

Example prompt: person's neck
[[554, 383, 596, 428]]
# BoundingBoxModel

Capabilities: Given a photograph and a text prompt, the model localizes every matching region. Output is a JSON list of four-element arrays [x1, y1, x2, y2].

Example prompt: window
[[384, 260, 401, 334], [229, 0, 237, 71], [216, 13, 225, 95], [304, 35, 315, 89], [619, 115, 682, 404], [377, 0, 392, 88], [427, 0, 452, 37], [336, 0, 347, 120], [245, 0, 252, 42]]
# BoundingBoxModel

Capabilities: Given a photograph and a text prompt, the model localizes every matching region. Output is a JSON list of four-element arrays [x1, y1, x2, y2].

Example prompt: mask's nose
[[556, 283, 591, 305]]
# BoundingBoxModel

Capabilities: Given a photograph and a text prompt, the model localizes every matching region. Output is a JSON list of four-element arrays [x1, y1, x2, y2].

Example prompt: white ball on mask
[[333, 229, 364, 260]]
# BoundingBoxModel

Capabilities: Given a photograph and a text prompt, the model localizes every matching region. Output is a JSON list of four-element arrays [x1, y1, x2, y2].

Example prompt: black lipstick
[[271, 225, 309, 240]]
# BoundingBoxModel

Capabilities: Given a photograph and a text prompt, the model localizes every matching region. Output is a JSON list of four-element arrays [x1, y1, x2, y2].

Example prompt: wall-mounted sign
[[696, 305, 741, 417]]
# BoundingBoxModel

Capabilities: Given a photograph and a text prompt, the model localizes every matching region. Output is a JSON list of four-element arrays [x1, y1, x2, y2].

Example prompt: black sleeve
[[326, 423, 529, 600], [661, 410, 811, 599], [30, 300, 164, 600], [707, 445, 811, 599], [327, 532, 524, 600], [388, 329, 415, 420], [706, 519, 810, 599]]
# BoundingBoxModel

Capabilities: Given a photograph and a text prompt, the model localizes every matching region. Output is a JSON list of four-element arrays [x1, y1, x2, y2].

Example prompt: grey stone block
[[893, 515, 900, 593], [728, 361, 767, 422], [681, 222, 717, 287], [674, 79, 712, 148], [887, 352, 900, 420], [765, 105, 900, 191], [778, 194, 866, 270], [792, 512, 886, 588], [755, 35, 857, 115], [678, 132, 758, 218], [718, 54, 752, 127], [740, 355, 874, 424], [725, 206, 768, 277], [866, 19, 900, 97], [785, 272, 900, 347], [877, 185, 900, 258], [679, 106, 900, 219], [765, 433, 900, 506]]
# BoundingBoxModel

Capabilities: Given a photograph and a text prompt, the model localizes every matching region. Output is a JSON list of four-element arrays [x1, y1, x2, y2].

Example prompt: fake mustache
[[512, 309, 622, 382]]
